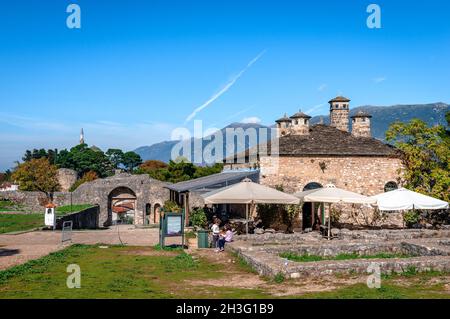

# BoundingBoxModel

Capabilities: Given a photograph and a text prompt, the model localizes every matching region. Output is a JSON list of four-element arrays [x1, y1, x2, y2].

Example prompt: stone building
[[71, 172, 170, 227], [225, 96, 404, 228]]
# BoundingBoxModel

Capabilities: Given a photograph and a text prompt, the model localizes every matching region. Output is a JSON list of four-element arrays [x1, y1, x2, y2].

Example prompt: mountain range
[[134, 102, 449, 163]]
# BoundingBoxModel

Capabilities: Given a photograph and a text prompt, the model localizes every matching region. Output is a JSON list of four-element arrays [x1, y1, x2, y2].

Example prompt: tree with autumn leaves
[[12, 158, 60, 202], [386, 111, 449, 202]]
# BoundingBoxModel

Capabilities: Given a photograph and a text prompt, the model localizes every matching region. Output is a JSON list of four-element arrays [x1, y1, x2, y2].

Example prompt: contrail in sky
[[184, 50, 266, 123]]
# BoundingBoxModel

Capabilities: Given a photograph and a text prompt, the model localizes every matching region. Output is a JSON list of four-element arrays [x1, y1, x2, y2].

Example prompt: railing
[[61, 221, 73, 243]]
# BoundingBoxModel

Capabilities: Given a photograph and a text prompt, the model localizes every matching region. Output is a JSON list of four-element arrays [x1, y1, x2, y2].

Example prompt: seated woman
[[217, 224, 233, 252]]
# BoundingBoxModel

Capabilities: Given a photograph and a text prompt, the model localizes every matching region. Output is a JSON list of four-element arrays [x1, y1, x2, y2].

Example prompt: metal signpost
[[62, 221, 73, 243], [159, 210, 185, 249]]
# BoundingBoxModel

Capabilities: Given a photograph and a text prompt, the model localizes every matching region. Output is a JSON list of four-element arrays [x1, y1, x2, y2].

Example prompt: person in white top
[[211, 218, 221, 250]]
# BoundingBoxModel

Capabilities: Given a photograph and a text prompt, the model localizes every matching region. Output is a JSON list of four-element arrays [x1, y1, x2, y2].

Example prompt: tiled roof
[[166, 170, 260, 193], [351, 111, 372, 118], [225, 124, 400, 160], [275, 114, 291, 123], [290, 111, 311, 119], [329, 96, 351, 103]]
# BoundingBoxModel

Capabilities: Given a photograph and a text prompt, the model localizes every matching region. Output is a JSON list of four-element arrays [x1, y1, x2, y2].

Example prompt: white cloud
[[373, 76, 386, 83], [184, 50, 266, 123], [241, 116, 261, 124], [304, 103, 327, 114], [317, 84, 327, 92]]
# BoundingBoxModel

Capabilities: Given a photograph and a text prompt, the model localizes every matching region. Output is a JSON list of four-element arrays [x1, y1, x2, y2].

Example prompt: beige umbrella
[[202, 178, 299, 233], [294, 184, 376, 239]]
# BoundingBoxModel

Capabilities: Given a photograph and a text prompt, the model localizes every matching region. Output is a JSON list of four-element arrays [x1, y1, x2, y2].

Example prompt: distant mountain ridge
[[134, 102, 449, 163]]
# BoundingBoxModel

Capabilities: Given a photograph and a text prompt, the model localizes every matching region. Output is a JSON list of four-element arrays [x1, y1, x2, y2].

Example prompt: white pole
[[246, 203, 249, 234], [328, 203, 331, 240]]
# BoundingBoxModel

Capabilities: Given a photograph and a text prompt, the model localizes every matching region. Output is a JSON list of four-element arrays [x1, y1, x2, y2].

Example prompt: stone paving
[[228, 230, 450, 278], [0, 226, 163, 270]]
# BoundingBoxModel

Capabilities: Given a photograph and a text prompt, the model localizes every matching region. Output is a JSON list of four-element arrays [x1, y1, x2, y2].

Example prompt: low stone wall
[[0, 191, 71, 212], [56, 206, 100, 229], [229, 229, 450, 278]]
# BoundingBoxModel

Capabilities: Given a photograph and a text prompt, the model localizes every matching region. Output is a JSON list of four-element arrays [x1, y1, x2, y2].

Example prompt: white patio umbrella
[[372, 188, 449, 211], [294, 184, 376, 239], [202, 178, 299, 233]]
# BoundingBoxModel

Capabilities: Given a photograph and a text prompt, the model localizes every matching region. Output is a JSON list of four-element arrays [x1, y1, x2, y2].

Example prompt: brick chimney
[[351, 111, 372, 137], [329, 96, 350, 132], [289, 110, 311, 136], [275, 113, 292, 137]]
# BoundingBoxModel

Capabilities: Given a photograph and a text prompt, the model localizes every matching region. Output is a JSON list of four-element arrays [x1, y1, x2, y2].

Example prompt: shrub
[[403, 210, 420, 228], [273, 272, 285, 284], [163, 200, 181, 213], [69, 171, 98, 192], [189, 207, 207, 229]]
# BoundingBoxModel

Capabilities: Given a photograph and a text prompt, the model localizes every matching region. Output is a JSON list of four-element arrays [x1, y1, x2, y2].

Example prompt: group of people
[[210, 217, 233, 252]]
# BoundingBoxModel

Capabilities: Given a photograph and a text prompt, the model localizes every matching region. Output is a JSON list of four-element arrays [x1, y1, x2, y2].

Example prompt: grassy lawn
[[280, 252, 413, 262], [300, 271, 450, 299], [0, 244, 271, 298], [0, 213, 44, 234], [56, 204, 93, 216], [0, 244, 448, 299]]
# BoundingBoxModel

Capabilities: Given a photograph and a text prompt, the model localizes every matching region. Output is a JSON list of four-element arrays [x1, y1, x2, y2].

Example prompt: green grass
[[0, 245, 448, 299], [0, 245, 272, 299], [0, 213, 44, 234], [301, 277, 450, 299], [280, 252, 413, 262], [56, 204, 93, 216], [0, 200, 23, 212]]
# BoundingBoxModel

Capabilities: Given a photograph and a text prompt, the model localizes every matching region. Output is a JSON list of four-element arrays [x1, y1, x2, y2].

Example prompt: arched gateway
[[108, 187, 137, 225], [70, 173, 170, 227]]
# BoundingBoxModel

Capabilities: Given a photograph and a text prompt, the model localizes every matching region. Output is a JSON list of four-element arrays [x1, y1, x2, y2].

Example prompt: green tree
[[56, 144, 112, 178], [22, 148, 58, 164], [106, 149, 124, 169], [386, 116, 449, 201], [12, 158, 60, 201], [121, 151, 143, 172]]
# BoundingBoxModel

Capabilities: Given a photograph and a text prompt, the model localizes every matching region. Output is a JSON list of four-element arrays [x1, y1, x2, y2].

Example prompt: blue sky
[[0, 0, 449, 170]]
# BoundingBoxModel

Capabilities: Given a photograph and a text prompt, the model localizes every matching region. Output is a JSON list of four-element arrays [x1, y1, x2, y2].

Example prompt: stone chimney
[[275, 113, 292, 137], [289, 110, 311, 136], [351, 111, 372, 137], [329, 96, 350, 132]]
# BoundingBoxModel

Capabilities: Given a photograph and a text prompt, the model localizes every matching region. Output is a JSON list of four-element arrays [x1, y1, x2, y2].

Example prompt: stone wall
[[56, 205, 100, 229], [259, 155, 403, 195], [0, 191, 71, 212], [0, 173, 171, 227], [71, 173, 170, 227], [57, 168, 78, 192], [229, 229, 450, 278]]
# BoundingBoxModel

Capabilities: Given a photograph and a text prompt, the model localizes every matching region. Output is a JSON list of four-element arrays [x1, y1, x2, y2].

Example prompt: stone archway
[[108, 187, 137, 225], [302, 182, 323, 230]]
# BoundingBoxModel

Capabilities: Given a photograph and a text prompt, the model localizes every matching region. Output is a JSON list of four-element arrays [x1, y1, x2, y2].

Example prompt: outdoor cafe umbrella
[[371, 188, 449, 211], [201, 178, 300, 233], [294, 184, 377, 239]]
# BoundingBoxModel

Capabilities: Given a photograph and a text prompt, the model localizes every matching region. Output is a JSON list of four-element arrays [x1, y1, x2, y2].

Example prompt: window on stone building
[[384, 181, 398, 192]]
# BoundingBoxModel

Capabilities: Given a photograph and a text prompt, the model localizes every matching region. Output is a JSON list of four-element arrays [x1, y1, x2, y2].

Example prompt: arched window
[[384, 181, 398, 192], [303, 182, 323, 191]]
